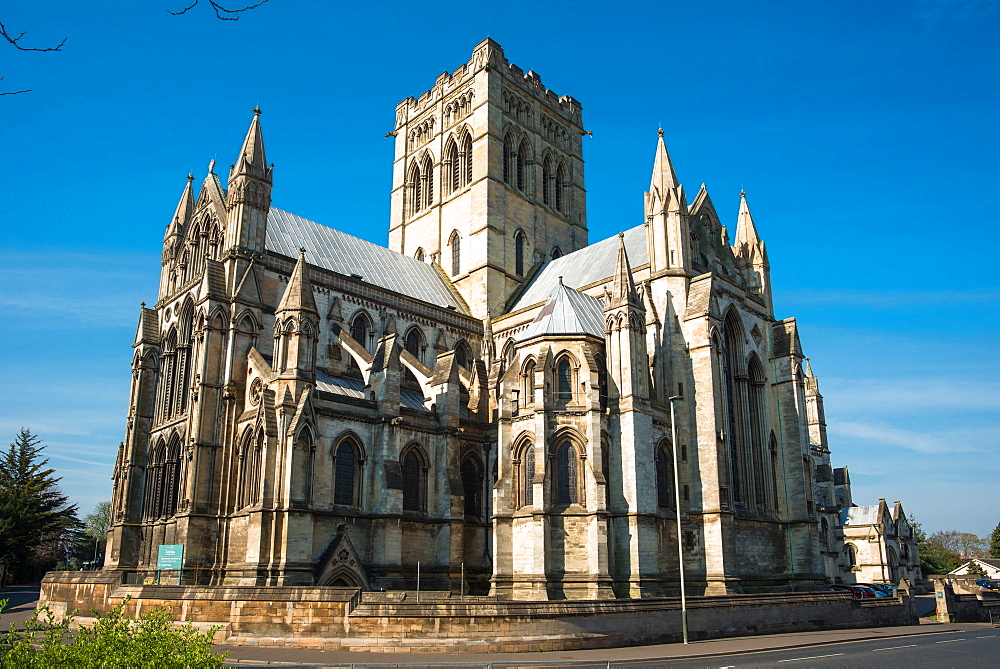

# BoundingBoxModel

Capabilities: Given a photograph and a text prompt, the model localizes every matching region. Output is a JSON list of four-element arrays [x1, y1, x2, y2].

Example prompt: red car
[[829, 584, 877, 599]]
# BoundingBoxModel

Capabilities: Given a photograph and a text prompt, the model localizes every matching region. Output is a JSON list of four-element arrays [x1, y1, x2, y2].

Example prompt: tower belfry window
[[462, 132, 473, 185], [515, 231, 525, 276], [450, 232, 461, 276]]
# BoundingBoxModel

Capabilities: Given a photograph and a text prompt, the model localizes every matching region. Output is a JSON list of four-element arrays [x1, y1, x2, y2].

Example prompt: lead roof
[[266, 208, 467, 313]]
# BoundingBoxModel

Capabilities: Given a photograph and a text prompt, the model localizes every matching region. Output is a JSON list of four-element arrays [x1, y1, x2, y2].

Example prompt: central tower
[[388, 39, 588, 319]]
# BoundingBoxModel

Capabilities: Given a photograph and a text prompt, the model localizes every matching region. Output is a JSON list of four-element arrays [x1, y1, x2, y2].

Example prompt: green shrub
[[0, 598, 227, 668]]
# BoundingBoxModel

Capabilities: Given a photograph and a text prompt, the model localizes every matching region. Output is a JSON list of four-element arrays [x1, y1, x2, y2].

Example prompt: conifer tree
[[0, 428, 80, 582], [991, 522, 1000, 559]]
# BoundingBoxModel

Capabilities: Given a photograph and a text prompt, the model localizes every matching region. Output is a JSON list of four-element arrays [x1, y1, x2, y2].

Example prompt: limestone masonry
[[104, 39, 918, 599]]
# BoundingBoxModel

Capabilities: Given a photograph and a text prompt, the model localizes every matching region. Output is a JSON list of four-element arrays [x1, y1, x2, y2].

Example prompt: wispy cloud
[[829, 419, 995, 454], [822, 377, 1000, 412]]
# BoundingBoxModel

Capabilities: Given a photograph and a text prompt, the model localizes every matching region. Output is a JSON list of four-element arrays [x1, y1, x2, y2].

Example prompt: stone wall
[[41, 571, 917, 653], [934, 579, 1000, 623]]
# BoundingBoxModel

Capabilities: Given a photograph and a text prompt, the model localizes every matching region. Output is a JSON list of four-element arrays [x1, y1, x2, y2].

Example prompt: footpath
[[217, 620, 994, 666], [6, 586, 993, 667]]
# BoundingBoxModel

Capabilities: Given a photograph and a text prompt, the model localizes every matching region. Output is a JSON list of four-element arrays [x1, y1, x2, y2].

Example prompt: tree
[[990, 522, 1000, 559], [909, 515, 963, 576], [0, 428, 80, 582], [83, 501, 111, 568]]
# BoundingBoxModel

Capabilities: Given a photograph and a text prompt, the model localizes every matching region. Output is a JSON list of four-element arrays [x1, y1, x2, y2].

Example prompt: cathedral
[[104, 39, 918, 599]]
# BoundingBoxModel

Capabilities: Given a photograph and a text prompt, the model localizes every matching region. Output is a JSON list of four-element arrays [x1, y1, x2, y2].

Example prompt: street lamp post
[[668, 395, 688, 644]]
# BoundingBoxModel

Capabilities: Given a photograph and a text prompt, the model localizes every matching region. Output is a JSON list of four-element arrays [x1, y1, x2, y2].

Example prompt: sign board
[[157, 544, 184, 570]]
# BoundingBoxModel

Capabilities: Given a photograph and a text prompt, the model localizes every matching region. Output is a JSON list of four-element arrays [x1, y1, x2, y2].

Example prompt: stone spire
[[232, 106, 269, 182], [610, 233, 642, 309], [649, 128, 679, 204], [734, 190, 761, 249], [164, 174, 194, 243], [276, 249, 318, 315]]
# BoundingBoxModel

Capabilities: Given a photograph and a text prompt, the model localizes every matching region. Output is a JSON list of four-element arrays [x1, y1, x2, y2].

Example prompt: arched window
[[421, 154, 434, 209], [516, 138, 530, 191], [522, 445, 535, 507], [445, 138, 460, 195], [521, 359, 535, 407], [143, 439, 166, 520], [555, 162, 566, 213], [515, 231, 526, 276], [454, 340, 472, 370], [542, 156, 552, 205], [595, 354, 608, 410], [414, 247, 425, 262], [291, 428, 314, 504], [462, 132, 473, 186], [461, 456, 484, 519], [550, 246, 562, 260], [556, 357, 573, 403], [350, 312, 371, 351], [556, 441, 579, 505], [407, 162, 421, 217], [820, 517, 830, 548], [401, 446, 426, 512], [655, 442, 673, 509], [721, 310, 746, 505], [845, 543, 857, 569], [450, 231, 461, 276], [334, 437, 361, 506], [403, 327, 423, 385], [747, 355, 768, 509], [502, 132, 515, 185]]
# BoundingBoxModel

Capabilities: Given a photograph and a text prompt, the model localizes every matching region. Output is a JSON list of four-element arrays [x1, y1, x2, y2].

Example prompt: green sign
[[157, 544, 184, 570]]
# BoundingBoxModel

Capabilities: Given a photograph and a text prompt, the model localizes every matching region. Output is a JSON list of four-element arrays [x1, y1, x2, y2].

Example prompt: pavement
[[6, 586, 993, 668]]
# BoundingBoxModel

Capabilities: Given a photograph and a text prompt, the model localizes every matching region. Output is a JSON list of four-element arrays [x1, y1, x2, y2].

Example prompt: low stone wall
[[934, 580, 1000, 623], [40, 571, 918, 653]]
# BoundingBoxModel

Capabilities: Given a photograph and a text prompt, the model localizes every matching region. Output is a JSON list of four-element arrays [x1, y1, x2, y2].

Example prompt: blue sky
[[1, 0, 997, 537]]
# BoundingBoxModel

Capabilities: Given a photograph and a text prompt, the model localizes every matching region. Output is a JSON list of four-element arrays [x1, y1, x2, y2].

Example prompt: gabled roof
[[841, 505, 881, 526], [518, 280, 605, 342], [266, 208, 467, 313], [511, 224, 648, 311]]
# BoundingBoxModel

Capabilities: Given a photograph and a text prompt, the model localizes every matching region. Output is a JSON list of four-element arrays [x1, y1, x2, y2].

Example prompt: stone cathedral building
[[105, 39, 917, 599]]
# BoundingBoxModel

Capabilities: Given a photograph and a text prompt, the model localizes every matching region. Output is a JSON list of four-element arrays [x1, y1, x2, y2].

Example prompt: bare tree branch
[[0, 20, 66, 51], [0, 75, 30, 95], [169, 0, 271, 21]]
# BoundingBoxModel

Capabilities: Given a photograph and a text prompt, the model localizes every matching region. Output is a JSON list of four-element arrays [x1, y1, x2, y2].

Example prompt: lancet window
[[401, 444, 427, 512], [515, 440, 535, 508], [450, 231, 461, 276], [655, 441, 674, 509], [333, 436, 363, 506], [515, 230, 526, 276], [555, 440, 580, 505], [461, 455, 484, 519]]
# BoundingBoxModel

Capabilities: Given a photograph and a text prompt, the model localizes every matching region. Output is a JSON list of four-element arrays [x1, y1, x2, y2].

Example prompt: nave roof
[[266, 208, 468, 313], [511, 224, 648, 312]]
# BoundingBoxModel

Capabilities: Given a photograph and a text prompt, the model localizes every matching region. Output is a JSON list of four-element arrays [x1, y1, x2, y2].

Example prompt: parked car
[[856, 583, 895, 598], [975, 578, 1000, 592], [828, 584, 876, 599]]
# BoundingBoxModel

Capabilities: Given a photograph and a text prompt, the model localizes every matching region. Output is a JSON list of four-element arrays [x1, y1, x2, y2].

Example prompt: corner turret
[[645, 130, 690, 274]]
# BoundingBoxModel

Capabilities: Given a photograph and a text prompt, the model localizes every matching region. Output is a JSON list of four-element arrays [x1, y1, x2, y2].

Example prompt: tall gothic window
[[334, 437, 360, 506], [556, 441, 579, 505], [595, 354, 609, 410], [555, 162, 566, 213], [407, 162, 421, 217], [551, 246, 562, 260], [521, 359, 535, 408], [462, 132, 473, 185], [454, 340, 472, 370], [421, 154, 434, 209], [290, 429, 314, 505], [450, 231, 461, 276], [403, 327, 423, 385], [747, 356, 768, 509], [502, 132, 515, 185], [655, 442, 673, 509], [446, 139, 460, 195], [542, 156, 552, 205], [515, 231, 526, 276], [461, 456, 484, 519], [721, 310, 745, 505], [350, 312, 371, 351], [556, 357, 573, 403], [516, 138, 529, 191], [401, 446, 426, 512], [519, 443, 535, 507]]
